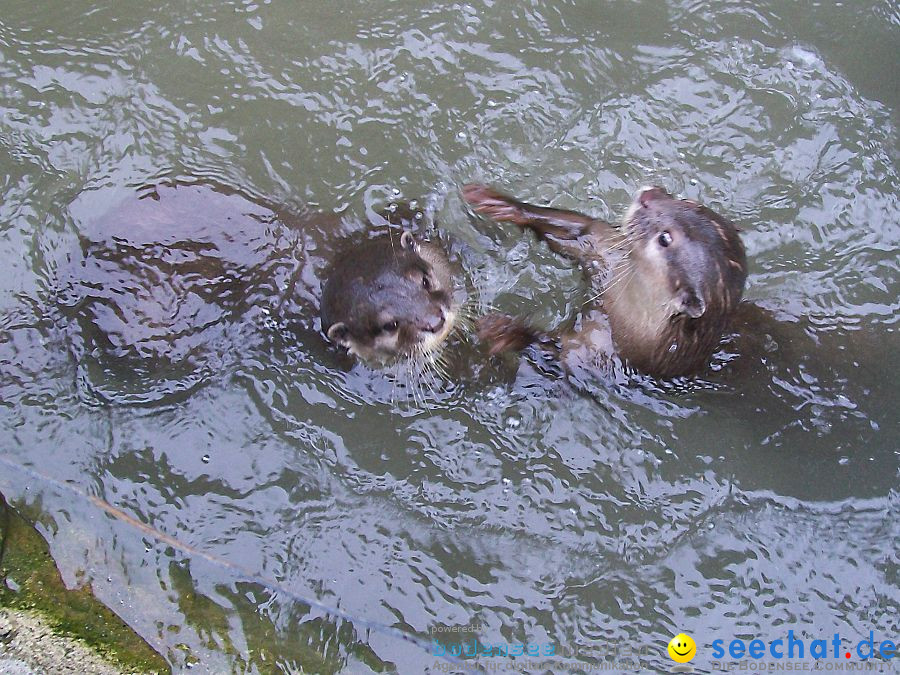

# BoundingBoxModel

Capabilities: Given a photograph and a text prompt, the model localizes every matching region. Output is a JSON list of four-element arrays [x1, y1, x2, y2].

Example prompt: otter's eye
[[658, 231, 673, 247], [382, 320, 399, 333], [422, 274, 431, 290]]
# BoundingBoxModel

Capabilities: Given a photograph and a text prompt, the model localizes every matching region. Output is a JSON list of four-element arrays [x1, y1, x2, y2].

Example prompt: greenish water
[[1, 1, 898, 673]]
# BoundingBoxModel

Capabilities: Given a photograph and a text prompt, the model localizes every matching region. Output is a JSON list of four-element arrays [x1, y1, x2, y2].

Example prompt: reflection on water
[[0, 0, 897, 672]]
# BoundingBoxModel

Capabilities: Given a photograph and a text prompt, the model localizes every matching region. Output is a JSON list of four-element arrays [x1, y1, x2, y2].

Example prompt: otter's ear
[[400, 230, 417, 251], [326, 322, 349, 345]]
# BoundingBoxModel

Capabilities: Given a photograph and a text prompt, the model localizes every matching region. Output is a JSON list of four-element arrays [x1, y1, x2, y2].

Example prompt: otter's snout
[[419, 312, 446, 334], [637, 186, 671, 207], [676, 290, 706, 319]]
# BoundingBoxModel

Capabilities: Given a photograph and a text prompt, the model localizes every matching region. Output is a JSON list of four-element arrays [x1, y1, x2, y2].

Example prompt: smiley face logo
[[667, 633, 696, 663]]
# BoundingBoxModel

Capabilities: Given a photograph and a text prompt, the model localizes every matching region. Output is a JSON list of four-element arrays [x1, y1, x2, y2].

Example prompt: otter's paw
[[462, 184, 527, 225], [477, 313, 537, 356]]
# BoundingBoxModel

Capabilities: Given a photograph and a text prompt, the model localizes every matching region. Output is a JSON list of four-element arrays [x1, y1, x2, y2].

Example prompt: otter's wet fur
[[320, 228, 461, 367], [464, 184, 747, 378]]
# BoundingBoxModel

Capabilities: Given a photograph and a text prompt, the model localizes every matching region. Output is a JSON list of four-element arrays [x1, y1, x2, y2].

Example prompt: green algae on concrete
[[0, 494, 169, 674], [167, 559, 392, 673]]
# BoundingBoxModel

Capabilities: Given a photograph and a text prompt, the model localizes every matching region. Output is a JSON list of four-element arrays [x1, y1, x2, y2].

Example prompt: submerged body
[[464, 184, 748, 378], [56, 182, 463, 403]]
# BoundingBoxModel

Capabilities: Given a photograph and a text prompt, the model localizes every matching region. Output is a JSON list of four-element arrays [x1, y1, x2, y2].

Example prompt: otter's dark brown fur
[[463, 184, 747, 378], [320, 227, 460, 364]]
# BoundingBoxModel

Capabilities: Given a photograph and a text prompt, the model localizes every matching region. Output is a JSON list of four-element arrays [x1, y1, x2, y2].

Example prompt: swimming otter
[[320, 226, 460, 364], [463, 183, 747, 378]]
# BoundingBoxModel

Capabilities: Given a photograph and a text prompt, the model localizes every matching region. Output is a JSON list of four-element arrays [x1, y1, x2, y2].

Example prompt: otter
[[463, 183, 747, 378], [320, 225, 461, 364]]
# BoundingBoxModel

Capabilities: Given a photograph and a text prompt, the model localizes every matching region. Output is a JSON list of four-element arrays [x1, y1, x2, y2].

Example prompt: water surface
[[0, 1, 898, 672]]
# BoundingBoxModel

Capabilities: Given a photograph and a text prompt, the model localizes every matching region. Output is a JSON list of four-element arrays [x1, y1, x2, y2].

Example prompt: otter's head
[[610, 186, 747, 376], [321, 230, 458, 363]]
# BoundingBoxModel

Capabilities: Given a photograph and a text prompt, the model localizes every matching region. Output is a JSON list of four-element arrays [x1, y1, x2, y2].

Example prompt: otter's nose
[[679, 292, 706, 319], [420, 313, 445, 333], [638, 186, 670, 207]]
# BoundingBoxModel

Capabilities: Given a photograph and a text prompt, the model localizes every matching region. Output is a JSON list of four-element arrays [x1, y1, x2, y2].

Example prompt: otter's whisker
[[418, 355, 440, 393], [421, 361, 441, 398], [389, 367, 398, 407], [583, 256, 635, 306], [604, 231, 639, 253], [402, 364, 418, 411], [430, 355, 449, 382], [413, 352, 433, 406], [604, 257, 638, 297], [429, 345, 449, 379], [454, 313, 475, 334]]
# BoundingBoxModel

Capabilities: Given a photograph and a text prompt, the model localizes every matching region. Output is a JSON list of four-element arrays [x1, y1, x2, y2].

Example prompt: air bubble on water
[[487, 99, 497, 107], [415, 212, 423, 219], [457, 131, 467, 141], [838, 457, 849, 466], [409, 199, 418, 208], [708, 522, 715, 530], [689, 178, 698, 186], [388, 203, 397, 212], [392, 187, 401, 197], [506, 416, 520, 429], [201, 454, 210, 464]]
